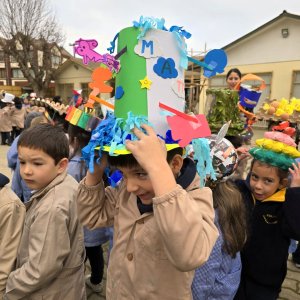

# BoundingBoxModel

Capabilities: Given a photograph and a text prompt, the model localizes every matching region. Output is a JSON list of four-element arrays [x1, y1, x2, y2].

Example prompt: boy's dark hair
[[18, 123, 69, 165], [108, 147, 184, 169]]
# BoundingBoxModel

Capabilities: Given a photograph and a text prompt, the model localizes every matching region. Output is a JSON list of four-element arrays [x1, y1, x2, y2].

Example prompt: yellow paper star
[[139, 76, 152, 89]]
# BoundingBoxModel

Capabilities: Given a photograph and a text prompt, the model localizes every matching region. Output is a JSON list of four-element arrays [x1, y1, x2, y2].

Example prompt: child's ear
[[169, 154, 183, 176], [279, 178, 288, 189], [57, 158, 69, 174]]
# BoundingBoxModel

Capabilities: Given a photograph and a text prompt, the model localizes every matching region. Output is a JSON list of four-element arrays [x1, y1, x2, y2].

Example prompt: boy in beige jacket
[[4, 124, 86, 300], [77, 124, 218, 300], [0, 173, 25, 298]]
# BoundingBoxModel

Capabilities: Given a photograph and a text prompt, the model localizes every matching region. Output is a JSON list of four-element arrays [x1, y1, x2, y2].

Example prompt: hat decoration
[[249, 121, 300, 171], [234, 73, 266, 128], [76, 17, 227, 185], [64, 89, 102, 132], [1, 92, 15, 103]]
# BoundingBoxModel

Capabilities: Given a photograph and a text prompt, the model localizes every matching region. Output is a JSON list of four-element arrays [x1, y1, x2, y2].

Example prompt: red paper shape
[[167, 114, 211, 147]]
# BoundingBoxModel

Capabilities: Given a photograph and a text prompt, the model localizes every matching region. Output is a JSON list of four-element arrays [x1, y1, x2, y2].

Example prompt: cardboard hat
[[76, 17, 221, 180], [1, 93, 15, 103], [250, 121, 300, 171]]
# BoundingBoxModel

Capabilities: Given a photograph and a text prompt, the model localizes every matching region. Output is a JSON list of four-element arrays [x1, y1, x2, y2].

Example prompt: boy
[[0, 173, 25, 298], [77, 124, 218, 299], [4, 124, 86, 299]]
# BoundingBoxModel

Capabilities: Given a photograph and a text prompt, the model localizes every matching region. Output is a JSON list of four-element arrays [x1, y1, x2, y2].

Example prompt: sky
[[50, 0, 300, 56]]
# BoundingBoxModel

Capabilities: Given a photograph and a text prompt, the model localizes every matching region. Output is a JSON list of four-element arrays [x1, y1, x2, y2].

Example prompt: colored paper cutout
[[203, 49, 227, 78], [74, 38, 120, 72], [154, 57, 178, 79], [89, 67, 113, 93], [187, 56, 213, 70], [89, 95, 115, 110], [171, 79, 185, 98], [115, 86, 124, 99], [134, 38, 162, 58], [159, 102, 198, 123], [167, 114, 211, 147], [139, 76, 152, 89]]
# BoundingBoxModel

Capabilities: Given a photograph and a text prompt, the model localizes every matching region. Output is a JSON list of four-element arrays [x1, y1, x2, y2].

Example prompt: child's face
[[249, 161, 283, 200], [18, 146, 66, 191], [118, 165, 155, 205]]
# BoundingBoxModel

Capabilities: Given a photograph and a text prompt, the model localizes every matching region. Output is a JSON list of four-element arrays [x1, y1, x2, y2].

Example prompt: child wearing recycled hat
[[234, 129, 300, 300]]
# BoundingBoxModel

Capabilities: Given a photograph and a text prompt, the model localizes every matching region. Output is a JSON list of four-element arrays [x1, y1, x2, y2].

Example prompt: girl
[[234, 132, 300, 300], [192, 137, 247, 300], [67, 124, 109, 294]]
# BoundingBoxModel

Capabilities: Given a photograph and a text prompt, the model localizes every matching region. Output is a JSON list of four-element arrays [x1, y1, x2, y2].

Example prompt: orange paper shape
[[89, 67, 113, 93], [167, 114, 211, 147]]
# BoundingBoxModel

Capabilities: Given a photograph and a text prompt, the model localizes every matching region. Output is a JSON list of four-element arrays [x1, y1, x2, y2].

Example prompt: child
[[0, 94, 14, 145], [10, 97, 26, 142], [67, 124, 109, 293], [192, 137, 247, 299], [234, 131, 300, 300], [77, 124, 218, 299], [0, 173, 25, 298], [4, 123, 86, 299]]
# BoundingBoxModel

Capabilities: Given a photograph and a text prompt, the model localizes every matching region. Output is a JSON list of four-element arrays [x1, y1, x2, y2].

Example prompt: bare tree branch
[[0, 0, 65, 96]]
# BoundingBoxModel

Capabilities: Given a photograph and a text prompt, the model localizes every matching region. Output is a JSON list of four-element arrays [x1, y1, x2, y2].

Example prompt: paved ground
[[1, 144, 300, 299]]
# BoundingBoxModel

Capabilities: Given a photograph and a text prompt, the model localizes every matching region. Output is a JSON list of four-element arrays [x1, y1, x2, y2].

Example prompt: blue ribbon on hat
[[192, 138, 216, 187]]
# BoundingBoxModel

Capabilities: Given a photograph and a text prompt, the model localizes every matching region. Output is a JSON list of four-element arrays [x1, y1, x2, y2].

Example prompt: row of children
[[0, 115, 299, 299]]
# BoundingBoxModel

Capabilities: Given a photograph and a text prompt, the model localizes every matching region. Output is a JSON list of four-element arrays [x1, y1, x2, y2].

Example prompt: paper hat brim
[[100, 143, 180, 155]]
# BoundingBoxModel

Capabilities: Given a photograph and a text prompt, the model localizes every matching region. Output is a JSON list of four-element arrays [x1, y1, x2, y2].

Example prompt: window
[[292, 71, 300, 98], [51, 55, 60, 67], [0, 69, 6, 78], [81, 83, 90, 99], [12, 69, 24, 78], [10, 55, 17, 63]]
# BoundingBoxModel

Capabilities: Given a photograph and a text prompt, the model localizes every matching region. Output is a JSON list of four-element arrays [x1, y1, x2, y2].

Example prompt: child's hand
[[289, 162, 300, 188], [85, 152, 108, 186], [125, 124, 167, 173]]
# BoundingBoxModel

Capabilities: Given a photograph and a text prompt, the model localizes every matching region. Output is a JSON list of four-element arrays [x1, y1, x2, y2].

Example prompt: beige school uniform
[[0, 187, 25, 298], [0, 107, 13, 133], [5, 172, 86, 300], [77, 174, 218, 300], [10, 107, 26, 129]]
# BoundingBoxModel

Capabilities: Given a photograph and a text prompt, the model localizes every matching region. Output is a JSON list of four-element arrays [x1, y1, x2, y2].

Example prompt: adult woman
[[226, 68, 242, 90]]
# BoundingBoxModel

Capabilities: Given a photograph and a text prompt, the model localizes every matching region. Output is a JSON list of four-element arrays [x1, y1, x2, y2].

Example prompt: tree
[[0, 0, 65, 96]]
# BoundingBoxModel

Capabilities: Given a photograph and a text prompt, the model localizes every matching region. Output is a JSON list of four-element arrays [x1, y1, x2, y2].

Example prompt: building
[[189, 10, 300, 114], [0, 38, 71, 95], [54, 57, 113, 102]]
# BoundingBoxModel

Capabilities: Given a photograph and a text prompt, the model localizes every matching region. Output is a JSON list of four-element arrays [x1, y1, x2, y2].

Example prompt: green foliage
[[206, 88, 244, 135]]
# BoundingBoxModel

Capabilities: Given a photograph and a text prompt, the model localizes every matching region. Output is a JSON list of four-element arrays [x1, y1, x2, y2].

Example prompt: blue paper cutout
[[115, 86, 124, 99], [141, 40, 154, 55], [154, 57, 178, 79], [133, 16, 166, 40], [107, 33, 119, 54], [203, 49, 227, 78], [169, 26, 192, 39]]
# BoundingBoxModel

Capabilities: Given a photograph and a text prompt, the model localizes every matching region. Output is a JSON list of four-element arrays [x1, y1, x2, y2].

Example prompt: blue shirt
[[192, 213, 241, 300]]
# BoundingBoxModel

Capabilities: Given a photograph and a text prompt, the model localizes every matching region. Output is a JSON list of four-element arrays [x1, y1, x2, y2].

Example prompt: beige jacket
[[0, 187, 25, 299], [10, 107, 26, 129], [0, 107, 13, 132], [5, 172, 86, 300], [77, 174, 218, 300]]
